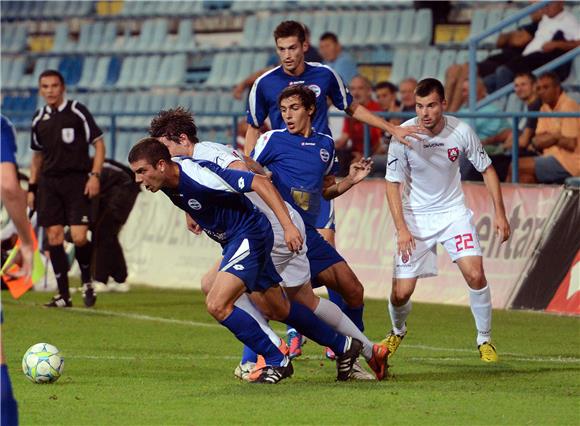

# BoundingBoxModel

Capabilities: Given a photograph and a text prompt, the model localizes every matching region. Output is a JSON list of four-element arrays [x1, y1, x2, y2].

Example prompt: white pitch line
[[14, 302, 580, 365]]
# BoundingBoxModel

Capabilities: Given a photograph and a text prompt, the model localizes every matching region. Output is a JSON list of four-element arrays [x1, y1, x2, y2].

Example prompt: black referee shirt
[[31, 99, 103, 176]]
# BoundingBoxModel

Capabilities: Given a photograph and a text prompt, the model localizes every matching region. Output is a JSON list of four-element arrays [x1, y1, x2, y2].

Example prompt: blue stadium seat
[[99, 22, 118, 53], [421, 49, 439, 80], [204, 53, 228, 87], [52, 23, 69, 53], [7, 56, 25, 88], [118, 93, 139, 128], [191, 91, 206, 113], [116, 56, 137, 88], [379, 10, 400, 45], [241, 15, 258, 47], [411, 9, 432, 45], [406, 49, 425, 80], [389, 50, 408, 85], [128, 56, 149, 89], [86, 56, 110, 89], [142, 55, 162, 88], [366, 13, 385, 45], [175, 19, 195, 52], [469, 9, 488, 39], [77, 56, 97, 89], [309, 13, 329, 48], [394, 9, 415, 44], [349, 12, 371, 47], [482, 9, 503, 47], [105, 56, 122, 87], [436, 49, 457, 82]]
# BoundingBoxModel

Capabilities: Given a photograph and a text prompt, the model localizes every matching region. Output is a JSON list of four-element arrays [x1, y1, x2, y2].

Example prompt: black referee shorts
[[37, 174, 91, 227]]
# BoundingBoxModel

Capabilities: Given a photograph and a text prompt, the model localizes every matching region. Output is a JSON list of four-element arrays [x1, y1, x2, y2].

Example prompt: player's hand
[[232, 83, 245, 100], [27, 192, 35, 210], [185, 213, 203, 235], [346, 157, 373, 185], [397, 227, 415, 263], [283, 223, 303, 254], [84, 175, 100, 198], [15, 242, 34, 279], [495, 214, 511, 243], [391, 125, 428, 147]]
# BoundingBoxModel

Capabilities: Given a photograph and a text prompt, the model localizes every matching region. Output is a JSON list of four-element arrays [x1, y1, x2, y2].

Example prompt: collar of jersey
[[45, 98, 68, 114]]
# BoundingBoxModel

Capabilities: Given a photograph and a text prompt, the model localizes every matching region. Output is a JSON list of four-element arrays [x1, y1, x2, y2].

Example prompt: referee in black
[[28, 70, 105, 308]]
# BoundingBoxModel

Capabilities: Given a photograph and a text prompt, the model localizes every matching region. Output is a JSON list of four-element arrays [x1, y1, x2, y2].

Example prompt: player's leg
[[1, 316, 18, 426], [45, 224, 72, 307], [70, 225, 96, 307], [201, 258, 221, 296], [383, 277, 418, 356]]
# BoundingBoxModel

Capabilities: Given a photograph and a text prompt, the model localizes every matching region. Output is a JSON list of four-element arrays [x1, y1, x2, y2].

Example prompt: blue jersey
[[252, 129, 337, 228], [1, 115, 17, 164], [163, 158, 266, 245], [247, 62, 353, 135]]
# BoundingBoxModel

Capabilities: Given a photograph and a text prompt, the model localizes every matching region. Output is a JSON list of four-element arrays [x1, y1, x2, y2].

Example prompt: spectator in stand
[[445, 9, 542, 112], [232, 25, 322, 100], [512, 72, 579, 184], [399, 78, 418, 113], [484, 1, 580, 93], [335, 75, 384, 176], [319, 32, 358, 85], [458, 78, 510, 181], [375, 81, 402, 125]]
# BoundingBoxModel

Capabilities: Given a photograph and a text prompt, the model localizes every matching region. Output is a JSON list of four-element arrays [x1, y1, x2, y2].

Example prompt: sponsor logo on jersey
[[448, 147, 459, 162], [307, 84, 322, 97], [188, 198, 202, 210], [301, 142, 316, 146], [423, 142, 444, 148], [289, 80, 305, 86], [320, 148, 330, 162], [233, 264, 245, 271], [238, 177, 245, 189], [62, 128, 75, 143], [81, 215, 89, 223], [387, 156, 398, 171]]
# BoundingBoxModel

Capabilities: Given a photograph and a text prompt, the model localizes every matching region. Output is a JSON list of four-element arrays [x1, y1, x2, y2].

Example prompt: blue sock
[[341, 304, 365, 332], [221, 306, 284, 367], [327, 288, 365, 332], [241, 345, 258, 364], [285, 302, 347, 355], [1, 364, 18, 426]]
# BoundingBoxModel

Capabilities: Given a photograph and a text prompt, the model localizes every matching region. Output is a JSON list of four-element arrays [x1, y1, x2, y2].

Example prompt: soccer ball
[[21, 343, 64, 384]]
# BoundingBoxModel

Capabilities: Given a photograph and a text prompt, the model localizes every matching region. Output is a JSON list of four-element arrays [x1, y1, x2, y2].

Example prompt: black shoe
[[44, 295, 72, 308], [82, 283, 96, 308], [336, 337, 363, 381], [249, 362, 294, 384]]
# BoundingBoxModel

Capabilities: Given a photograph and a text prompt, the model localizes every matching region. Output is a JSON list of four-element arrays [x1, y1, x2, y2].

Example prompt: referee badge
[[62, 128, 75, 144]]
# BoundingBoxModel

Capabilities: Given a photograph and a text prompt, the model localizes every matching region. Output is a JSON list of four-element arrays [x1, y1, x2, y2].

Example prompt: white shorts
[[393, 207, 482, 279], [270, 205, 311, 288]]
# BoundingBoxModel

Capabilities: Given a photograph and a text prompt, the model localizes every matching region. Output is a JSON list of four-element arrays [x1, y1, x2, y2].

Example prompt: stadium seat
[[406, 49, 425, 80], [191, 91, 207, 113], [394, 9, 415, 44], [411, 9, 433, 45], [51, 23, 69, 52], [421, 49, 439, 80], [116, 56, 137, 88], [389, 50, 408, 85], [118, 93, 139, 128], [366, 13, 385, 45], [241, 15, 258, 47], [379, 10, 400, 45], [142, 55, 162, 88], [204, 53, 228, 87], [128, 56, 148, 89], [482, 9, 503, 47], [175, 19, 195, 52], [436, 49, 457, 82], [349, 12, 371, 47]]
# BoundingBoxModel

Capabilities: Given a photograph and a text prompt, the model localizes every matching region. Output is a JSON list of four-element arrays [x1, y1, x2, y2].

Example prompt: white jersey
[[385, 115, 491, 214]]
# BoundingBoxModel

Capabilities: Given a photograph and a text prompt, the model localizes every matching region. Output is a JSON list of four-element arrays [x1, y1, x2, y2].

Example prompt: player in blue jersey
[[250, 84, 391, 379], [128, 138, 363, 382], [245, 21, 422, 365], [149, 107, 389, 380]]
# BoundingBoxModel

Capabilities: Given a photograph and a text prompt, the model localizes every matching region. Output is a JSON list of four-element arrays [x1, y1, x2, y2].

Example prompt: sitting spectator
[[335, 75, 384, 176], [319, 32, 358, 84], [458, 78, 510, 181], [512, 72, 579, 184], [399, 78, 418, 113], [375, 81, 402, 125], [232, 25, 322, 100], [445, 9, 542, 112], [484, 1, 580, 93]]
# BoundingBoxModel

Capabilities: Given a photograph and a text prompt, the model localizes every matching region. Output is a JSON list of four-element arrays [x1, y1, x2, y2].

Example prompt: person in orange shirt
[[515, 72, 579, 183]]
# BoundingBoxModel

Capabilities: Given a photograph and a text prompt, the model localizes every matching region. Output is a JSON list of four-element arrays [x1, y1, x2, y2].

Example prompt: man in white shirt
[[383, 78, 511, 363], [485, 1, 580, 92]]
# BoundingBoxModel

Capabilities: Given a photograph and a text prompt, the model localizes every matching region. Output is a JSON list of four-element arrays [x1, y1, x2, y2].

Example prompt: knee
[[465, 269, 487, 289], [47, 230, 64, 246], [341, 277, 364, 307], [205, 296, 231, 322], [391, 283, 412, 305], [72, 235, 88, 246], [267, 298, 290, 321]]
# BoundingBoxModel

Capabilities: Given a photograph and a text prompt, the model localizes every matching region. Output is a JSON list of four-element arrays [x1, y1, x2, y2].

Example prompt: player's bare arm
[[245, 125, 262, 156], [385, 181, 415, 261], [481, 166, 510, 243], [27, 151, 44, 210], [185, 212, 202, 235], [85, 137, 105, 198], [251, 175, 303, 253], [345, 102, 424, 146], [322, 158, 373, 200]]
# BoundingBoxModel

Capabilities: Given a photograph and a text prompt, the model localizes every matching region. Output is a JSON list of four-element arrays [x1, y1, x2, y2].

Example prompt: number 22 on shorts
[[454, 233, 474, 252]]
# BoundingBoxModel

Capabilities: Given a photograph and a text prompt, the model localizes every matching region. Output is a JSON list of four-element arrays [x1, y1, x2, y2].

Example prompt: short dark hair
[[39, 69, 65, 85], [128, 137, 172, 166], [515, 71, 537, 84], [415, 78, 445, 101], [375, 81, 398, 93], [538, 71, 561, 86], [319, 32, 338, 43], [274, 21, 306, 44], [149, 107, 199, 145], [278, 84, 317, 116]]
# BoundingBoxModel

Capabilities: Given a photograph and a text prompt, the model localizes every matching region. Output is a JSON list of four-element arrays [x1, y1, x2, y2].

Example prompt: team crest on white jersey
[[307, 84, 321, 97], [447, 147, 459, 162], [188, 198, 202, 210], [62, 128, 75, 143], [238, 177, 245, 189], [320, 148, 330, 162]]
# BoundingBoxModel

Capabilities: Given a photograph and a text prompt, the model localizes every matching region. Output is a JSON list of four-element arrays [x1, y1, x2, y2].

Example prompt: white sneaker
[[349, 359, 376, 381], [234, 361, 256, 381], [93, 282, 111, 293], [111, 282, 130, 293]]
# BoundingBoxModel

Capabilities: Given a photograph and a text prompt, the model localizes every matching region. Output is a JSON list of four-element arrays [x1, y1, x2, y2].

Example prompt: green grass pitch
[[3, 286, 579, 425]]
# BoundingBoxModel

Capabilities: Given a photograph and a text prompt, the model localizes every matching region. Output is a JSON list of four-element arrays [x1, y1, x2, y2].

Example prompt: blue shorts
[[314, 198, 335, 230], [305, 226, 344, 286], [535, 156, 571, 184], [219, 227, 282, 292], [0, 136, 16, 164]]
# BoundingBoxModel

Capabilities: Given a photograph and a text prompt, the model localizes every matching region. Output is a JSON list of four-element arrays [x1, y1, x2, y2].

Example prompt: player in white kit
[[383, 78, 511, 362]]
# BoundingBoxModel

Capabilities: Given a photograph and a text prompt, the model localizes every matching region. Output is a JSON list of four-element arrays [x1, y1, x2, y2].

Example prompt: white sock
[[314, 297, 374, 361], [235, 293, 282, 348], [469, 285, 492, 346], [388, 299, 411, 336]]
